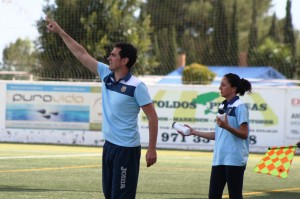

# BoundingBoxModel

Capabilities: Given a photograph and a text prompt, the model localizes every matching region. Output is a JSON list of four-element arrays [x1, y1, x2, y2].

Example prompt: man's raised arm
[[46, 17, 98, 75]]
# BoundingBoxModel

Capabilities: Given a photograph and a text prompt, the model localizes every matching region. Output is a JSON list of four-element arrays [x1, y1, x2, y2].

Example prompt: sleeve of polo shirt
[[135, 82, 153, 107], [236, 104, 249, 125], [97, 62, 111, 80]]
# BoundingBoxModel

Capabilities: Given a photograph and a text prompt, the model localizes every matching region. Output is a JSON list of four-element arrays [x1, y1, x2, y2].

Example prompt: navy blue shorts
[[102, 141, 141, 199]]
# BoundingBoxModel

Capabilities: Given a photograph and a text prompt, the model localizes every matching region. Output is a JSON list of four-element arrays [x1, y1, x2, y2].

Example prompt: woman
[[180, 73, 252, 199]]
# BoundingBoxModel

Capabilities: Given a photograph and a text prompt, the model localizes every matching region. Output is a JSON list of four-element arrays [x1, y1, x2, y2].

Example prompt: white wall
[[0, 81, 299, 153]]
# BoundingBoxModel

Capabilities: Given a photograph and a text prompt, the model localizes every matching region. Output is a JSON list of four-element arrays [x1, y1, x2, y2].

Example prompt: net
[[1, 0, 300, 82]]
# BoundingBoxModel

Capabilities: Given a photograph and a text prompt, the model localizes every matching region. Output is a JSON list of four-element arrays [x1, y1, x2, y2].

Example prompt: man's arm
[[141, 103, 158, 167], [46, 17, 98, 75]]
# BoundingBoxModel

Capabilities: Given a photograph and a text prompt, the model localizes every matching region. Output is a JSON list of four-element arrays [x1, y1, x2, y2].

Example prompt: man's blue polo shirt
[[97, 62, 152, 147]]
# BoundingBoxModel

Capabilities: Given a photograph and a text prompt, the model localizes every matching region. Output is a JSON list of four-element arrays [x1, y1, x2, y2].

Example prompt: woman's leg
[[208, 165, 227, 199], [225, 165, 246, 199]]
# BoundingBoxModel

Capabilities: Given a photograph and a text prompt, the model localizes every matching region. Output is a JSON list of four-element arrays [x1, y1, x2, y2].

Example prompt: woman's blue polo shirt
[[213, 96, 250, 166]]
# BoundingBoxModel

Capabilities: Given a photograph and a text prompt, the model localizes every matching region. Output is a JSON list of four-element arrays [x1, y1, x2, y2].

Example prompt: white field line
[[0, 154, 101, 159]]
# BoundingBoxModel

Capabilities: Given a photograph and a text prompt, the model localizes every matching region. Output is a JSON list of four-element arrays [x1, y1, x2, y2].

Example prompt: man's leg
[[111, 145, 141, 199], [102, 141, 113, 199]]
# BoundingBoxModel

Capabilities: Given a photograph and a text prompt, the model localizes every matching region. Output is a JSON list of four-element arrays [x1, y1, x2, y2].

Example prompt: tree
[[152, 27, 178, 74], [145, 0, 214, 72], [247, 0, 258, 66], [211, 0, 229, 65], [283, 0, 298, 79], [145, 0, 274, 70], [284, 0, 295, 57], [268, 13, 280, 42], [228, 0, 239, 66], [35, 0, 153, 80], [250, 38, 293, 78], [2, 38, 38, 72]]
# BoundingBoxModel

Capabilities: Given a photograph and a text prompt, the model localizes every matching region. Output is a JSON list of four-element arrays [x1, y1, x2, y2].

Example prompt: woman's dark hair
[[114, 42, 137, 69], [224, 73, 252, 96]]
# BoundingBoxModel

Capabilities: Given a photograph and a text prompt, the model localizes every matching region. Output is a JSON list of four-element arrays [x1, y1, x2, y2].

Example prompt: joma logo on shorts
[[120, 166, 127, 189]]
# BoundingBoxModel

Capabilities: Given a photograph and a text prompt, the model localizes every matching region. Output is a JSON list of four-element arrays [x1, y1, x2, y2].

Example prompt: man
[[46, 17, 158, 199]]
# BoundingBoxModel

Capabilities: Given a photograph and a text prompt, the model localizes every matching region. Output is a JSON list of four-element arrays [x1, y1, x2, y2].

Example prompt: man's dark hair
[[114, 42, 137, 69]]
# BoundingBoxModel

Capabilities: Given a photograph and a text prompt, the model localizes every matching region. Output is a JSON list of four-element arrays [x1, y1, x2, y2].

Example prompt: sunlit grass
[[0, 143, 299, 199]]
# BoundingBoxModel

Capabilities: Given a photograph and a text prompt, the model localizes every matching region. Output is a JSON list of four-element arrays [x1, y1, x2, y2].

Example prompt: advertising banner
[[286, 88, 300, 138], [6, 83, 102, 131], [139, 85, 286, 150], [246, 87, 286, 148], [2, 81, 299, 151]]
